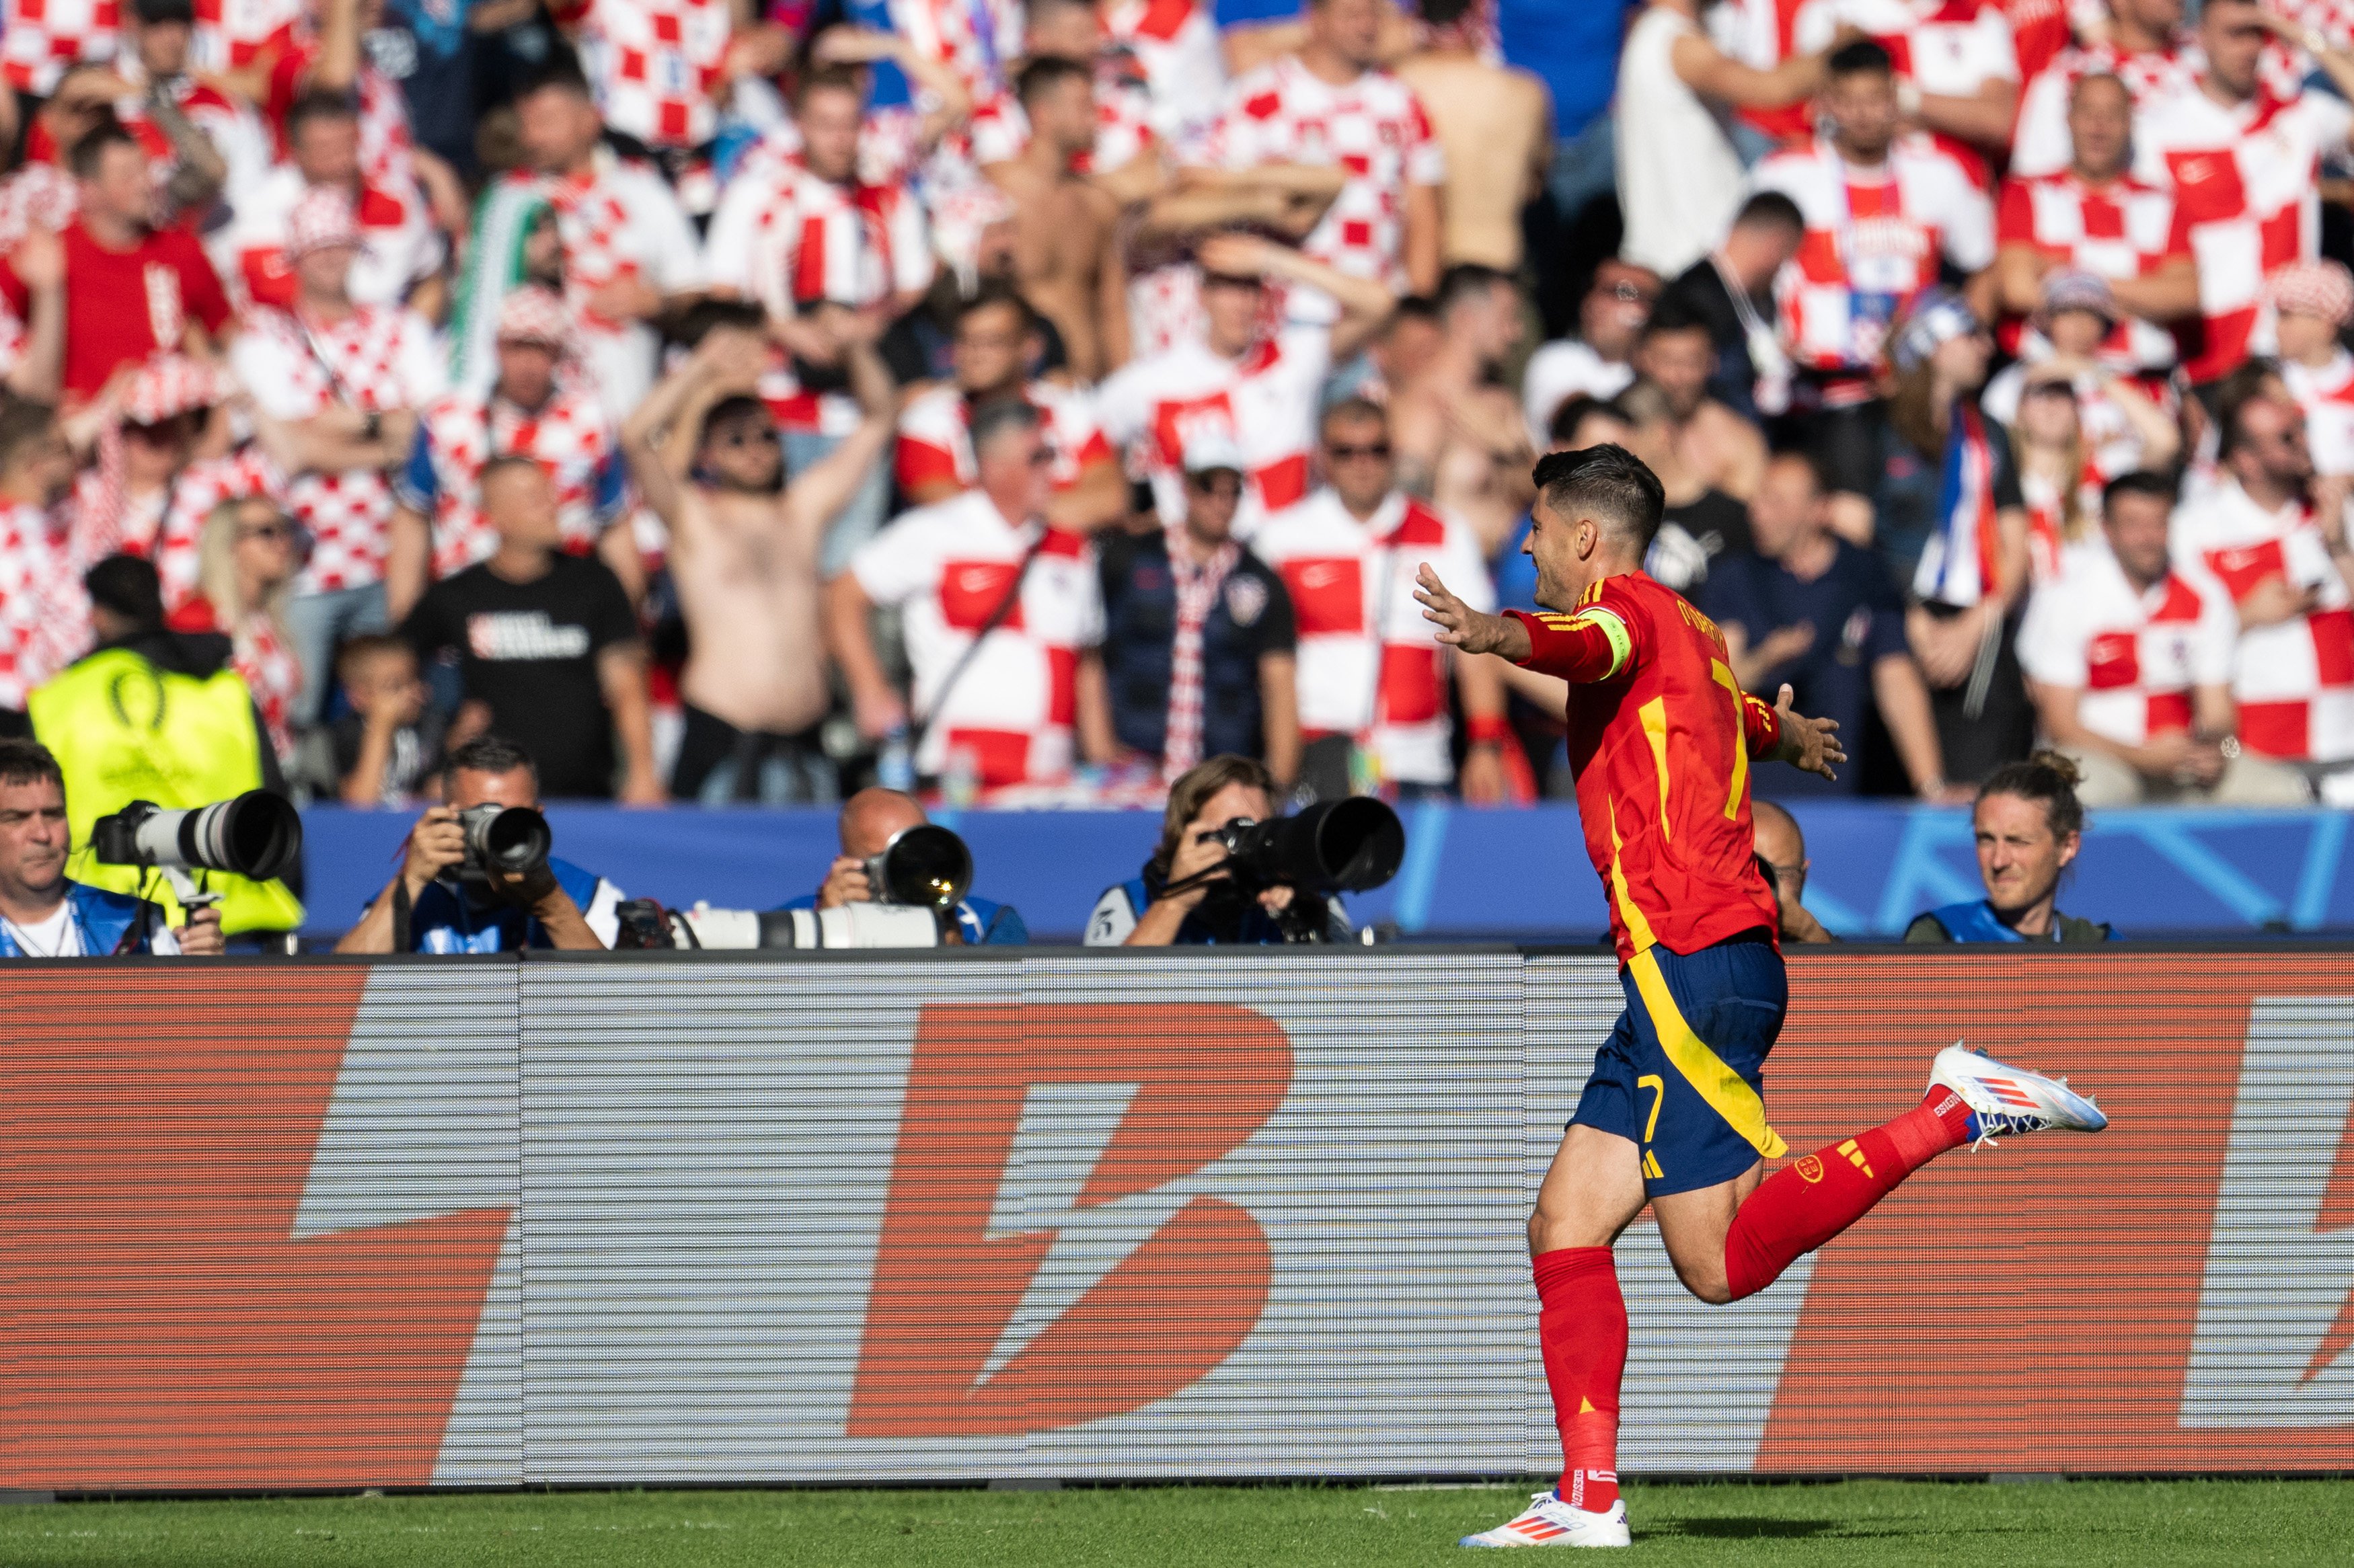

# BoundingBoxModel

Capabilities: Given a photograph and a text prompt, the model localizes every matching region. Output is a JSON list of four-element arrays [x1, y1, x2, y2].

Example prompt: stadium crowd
[[0, 0, 2351, 859]]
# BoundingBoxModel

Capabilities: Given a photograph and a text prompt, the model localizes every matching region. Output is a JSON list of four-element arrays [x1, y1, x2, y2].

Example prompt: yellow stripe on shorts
[[1626, 949, 1788, 1161]]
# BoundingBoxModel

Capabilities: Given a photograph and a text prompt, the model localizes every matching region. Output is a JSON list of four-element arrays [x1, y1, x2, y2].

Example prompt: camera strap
[[911, 528, 1048, 760], [391, 876, 412, 954]]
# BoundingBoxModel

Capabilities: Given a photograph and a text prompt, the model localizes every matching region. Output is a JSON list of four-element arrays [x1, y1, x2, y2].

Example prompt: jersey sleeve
[[1401, 89, 1445, 187], [849, 512, 942, 607], [1739, 687, 1782, 758], [1938, 155, 1998, 273], [1504, 602, 1640, 683], [230, 327, 313, 420], [1994, 177, 2037, 247], [2014, 582, 2087, 686]]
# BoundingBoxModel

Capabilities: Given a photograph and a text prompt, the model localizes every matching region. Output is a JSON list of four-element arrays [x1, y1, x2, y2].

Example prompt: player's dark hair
[[2101, 468, 2178, 514], [969, 395, 1044, 456], [1150, 754, 1278, 885], [795, 63, 868, 111], [68, 118, 139, 180], [85, 553, 166, 633], [958, 284, 1039, 338], [1436, 263, 1513, 317], [1978, 750, 2086, 844], [1827, 38, 1894, 79], [1733, 190, 1805, 236], [2212, 358, 2285, 461], [1638, 296, 1712, 342], [1016, 54, 1091, 109], [286, 89, 361, 140], [0, 738, 63, 791], [0, 397, 56, 473], [1533, 443, 1666, 555], [445, 735, 539, 788], [1547, 393, 1631, 450]]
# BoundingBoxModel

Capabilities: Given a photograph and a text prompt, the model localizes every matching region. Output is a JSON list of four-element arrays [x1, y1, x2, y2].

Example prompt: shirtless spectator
[[895, 288, 1127, 534], [1389, 264, 1535, 558], [1629, 298, 1768, 503], [1188, 0, 1444, 297], [1657, 191, 1805, 423], [1521, 260, 1656, 446], [393, 288, 637, 618], [1098, 229, 1393, 537], [0, 122, 235, 400], [625, 327, 897, 804], [987, 56, 1129, 383], [971, 0, 1168, 208], [1394, 0, 1551, 272]]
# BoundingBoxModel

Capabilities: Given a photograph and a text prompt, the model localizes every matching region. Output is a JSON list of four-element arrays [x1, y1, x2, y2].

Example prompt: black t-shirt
[[1096, 529, 1297, 762], [1667, 488, 1753, 565], [1663, 258, 1772, 422], [404, 554, 639, 798]]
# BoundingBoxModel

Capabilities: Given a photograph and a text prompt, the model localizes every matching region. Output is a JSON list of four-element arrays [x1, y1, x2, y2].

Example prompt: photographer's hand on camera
[[176, 905, 225, 956], [814, 856, 874, 910], [404, 806, 469, 894], [486, 857, 602, 948], [1127, 821, 1293, 946]]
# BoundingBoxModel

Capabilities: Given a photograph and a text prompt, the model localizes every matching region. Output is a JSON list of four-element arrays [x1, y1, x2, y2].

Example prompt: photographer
[[777, 787, 1028, 945], [335, 737, 623, 954], [0, 740, 222, 956], [1084, 755, 1351, 947]]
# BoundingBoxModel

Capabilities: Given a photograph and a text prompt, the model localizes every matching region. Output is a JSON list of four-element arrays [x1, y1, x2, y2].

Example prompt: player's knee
[[1668, 1252, 1735, 1306]]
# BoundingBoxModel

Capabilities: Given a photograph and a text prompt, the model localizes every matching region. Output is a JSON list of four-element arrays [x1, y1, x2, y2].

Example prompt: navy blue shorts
[[1570, 932, 1791, 1197]]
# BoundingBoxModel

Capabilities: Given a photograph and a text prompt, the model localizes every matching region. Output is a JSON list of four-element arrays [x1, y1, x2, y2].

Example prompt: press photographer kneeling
[[0, 740, 224, 956], [1085, 756, 1400, 946], [780, 787, 1027, 945], [336, 737, 625, 953]]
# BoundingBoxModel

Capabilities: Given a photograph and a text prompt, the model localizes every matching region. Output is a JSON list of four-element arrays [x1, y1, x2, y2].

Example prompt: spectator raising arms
[[983, 56, 1129, 383], [1388, 264, 1535, 559], [624, 325, 897, 805], [1393, 0, 1552, 274]]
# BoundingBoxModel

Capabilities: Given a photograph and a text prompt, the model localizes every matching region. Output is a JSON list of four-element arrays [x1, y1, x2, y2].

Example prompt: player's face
[[88, 143, 153, 225], [231, 501, 299, 592], [952, 301, 1030, 393], [519, 87, 602, 174], [2016, 381, 2081, 449], [2201, 1, 2269, 99], [798, 86, 864, 185], [1632, 327, 1713, 421], [1184, 467, 1243, 542], [978, 427, 1055, 516], [1320, 413, 1394, 513], [2102, 492, 2172, 583], [137, 18, 192, 77], [0, 776, 71, 905], [2234, 395, 2315, 485], [2065, 75, 2132, 179], [1037, 77, 1099, 158], [1201, 274, 1265, 354], [1823, 69, 1899, 161], [1932, 329, 1993, 391], [1975, 791, 2077, 915], [1523, 494, 1594, 611]]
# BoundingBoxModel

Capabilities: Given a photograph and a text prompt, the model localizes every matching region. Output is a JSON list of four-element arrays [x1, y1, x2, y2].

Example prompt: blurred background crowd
[[1, 0, 2353, 822]]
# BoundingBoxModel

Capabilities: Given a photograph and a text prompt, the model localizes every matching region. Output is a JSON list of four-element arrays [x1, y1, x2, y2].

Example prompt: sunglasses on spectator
[[1201, 272, 1264, 290], [1325, 441, 1392, 461], [127, 415, 196, 444]]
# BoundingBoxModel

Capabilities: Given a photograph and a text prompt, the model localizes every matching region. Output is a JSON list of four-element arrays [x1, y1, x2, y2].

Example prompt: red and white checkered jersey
[[895, 379, 1113, 495], [1, 0, 117, 95], [406, 383, 625, 579], [704, 150, 930, 315], [2133, 83, 2354, 384], [2172, 479, 2354, 761], [848, 490, 1104, 787], [229, 608, 301, 762], [0, 500, 91, 709], [560, 0, 732, 151], [2008, 36, 2203, 180], [966, 59, 1157, 174], [1995, 171, 2191, 370], [1793, 0, 2020, 181], [2286, 350, 2354, 477], [734, 101, 927, 191], [1188, 56, 1444, 291], [114, 73, 277, 221], [528, 158, 707, 420], [2018, 537, 2235, 746], [1250, 487, 1492, 787], [73, 447, 284, 613], [212, 167, 442, 314], [1104, 0, 1225, 144], [190, 0, 296, 72], [231, 303, 447, 593], [888, 0, 1022, 95], [1749, 134, 1996, 382], [1096, 315, 1332, 535], [260, 34, 420, 201], [0, 161, 77, 252]]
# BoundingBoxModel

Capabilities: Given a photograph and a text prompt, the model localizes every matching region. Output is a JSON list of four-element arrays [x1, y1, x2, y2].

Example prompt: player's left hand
[[1774, 682, 1846, 782], [1415, 565, 1529, 660]]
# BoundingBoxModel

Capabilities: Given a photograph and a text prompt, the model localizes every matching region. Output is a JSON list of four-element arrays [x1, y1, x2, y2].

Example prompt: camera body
[[445, 803, 552, 884], [90, 792, 303, 881], [1196, 796, 1406, 943]]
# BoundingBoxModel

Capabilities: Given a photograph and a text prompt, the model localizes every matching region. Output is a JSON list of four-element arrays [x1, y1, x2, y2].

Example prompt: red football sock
[[1722, 1086, 1975, 1302], [1533, 1246, 1624, 1513]]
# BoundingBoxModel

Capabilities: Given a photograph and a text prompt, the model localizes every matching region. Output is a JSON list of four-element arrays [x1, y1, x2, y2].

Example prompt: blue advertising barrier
[[297, 801, 2354, 943]]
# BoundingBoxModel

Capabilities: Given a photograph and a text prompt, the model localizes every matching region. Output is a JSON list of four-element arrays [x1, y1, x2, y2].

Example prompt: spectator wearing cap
[[2273, 260, 2354, 484], [215, 91, 447, 318], [1983, 270, 2181, 496], [1522, 259, 1657, 446], [230, 186, 443, 726], [1090, 429, 1302, 789], [393, 286, 637, 619], [1884, 288, 2037, 787], [1656, 190, 1805, 425], [0, 120, 235, 399]]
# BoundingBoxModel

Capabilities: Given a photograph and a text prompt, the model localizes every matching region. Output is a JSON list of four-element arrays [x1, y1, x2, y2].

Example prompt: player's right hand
[[1774, 682, 1847, 782], [1414, 565, 1526, 659], [401, 806, 467, 892]]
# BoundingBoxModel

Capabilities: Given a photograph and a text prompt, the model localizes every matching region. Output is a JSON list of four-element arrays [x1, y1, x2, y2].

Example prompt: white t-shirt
[[1, 900, 182, 956], [1615, 6, 1747, 279], [1521, 340, 1634, 447]]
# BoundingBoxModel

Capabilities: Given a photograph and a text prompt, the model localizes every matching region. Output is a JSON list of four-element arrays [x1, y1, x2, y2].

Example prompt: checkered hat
[[1890, 286, 1983, 373], [2034, 268, 2120, 329], [122, 354, 230, 426], [496, 286, 572, 352], [2267, 259, 2354, 327], [284, 186, 365, 259]]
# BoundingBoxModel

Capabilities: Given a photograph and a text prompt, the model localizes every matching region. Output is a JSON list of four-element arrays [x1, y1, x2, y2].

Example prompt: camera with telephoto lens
[[607, 823, 978, 951], [445, 803, 552, 884], [1197, 796, 1404, 942], [91, 791, 303, 881]]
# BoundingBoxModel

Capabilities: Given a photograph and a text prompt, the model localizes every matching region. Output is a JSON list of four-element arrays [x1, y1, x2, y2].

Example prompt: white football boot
[[1459, 1491, 1630, 1549], [1928, 1043, 2109, 1149]]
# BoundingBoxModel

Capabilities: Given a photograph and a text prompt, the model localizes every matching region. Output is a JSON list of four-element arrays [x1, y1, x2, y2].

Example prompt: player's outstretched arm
[[1414, 565, 1532, 661], [1768, 682, 1846, 781]]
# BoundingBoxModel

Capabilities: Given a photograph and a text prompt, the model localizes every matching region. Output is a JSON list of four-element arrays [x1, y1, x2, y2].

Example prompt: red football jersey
[[1507, 572, 1784, 965]]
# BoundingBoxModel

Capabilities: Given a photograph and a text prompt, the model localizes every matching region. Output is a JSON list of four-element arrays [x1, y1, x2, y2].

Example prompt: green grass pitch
[[0, 1479, 2343, 1567]]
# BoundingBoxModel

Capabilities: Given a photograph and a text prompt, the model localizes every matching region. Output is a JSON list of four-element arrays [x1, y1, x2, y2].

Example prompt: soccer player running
[[1416, 446, 2108, 1550]]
